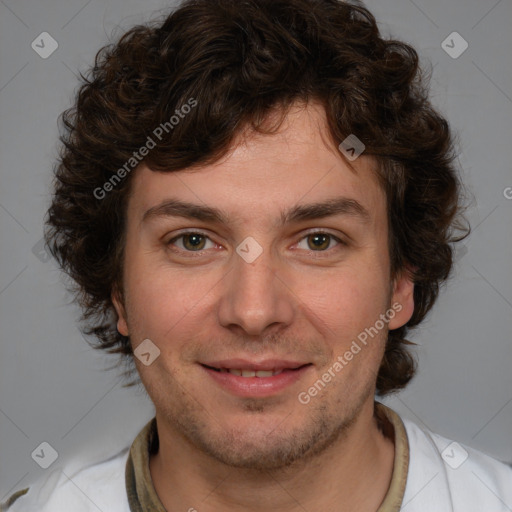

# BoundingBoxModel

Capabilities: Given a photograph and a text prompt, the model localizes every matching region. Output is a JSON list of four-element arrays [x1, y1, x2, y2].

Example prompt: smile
[[200, 361, 312, 397], [206, 366, 284, 377]]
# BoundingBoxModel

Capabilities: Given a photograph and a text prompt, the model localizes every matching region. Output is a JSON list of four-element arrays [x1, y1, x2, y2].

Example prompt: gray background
[[1, 0, 511, 500]]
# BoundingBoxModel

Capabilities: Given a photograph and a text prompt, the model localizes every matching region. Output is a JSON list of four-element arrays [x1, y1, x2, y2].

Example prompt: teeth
[[255, 370, 273, 377], [225, 369, 283, 377]]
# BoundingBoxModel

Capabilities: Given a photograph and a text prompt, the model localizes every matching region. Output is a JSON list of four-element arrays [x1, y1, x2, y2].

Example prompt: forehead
[[127, 102, 385, 228]]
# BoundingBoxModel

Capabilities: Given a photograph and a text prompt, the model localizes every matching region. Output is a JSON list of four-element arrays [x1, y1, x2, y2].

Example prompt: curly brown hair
[[45, 0, 469, 395]]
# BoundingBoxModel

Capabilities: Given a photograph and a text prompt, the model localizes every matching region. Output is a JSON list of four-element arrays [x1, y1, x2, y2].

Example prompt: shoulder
[[401, 417, 512, 511], [2, 447, 130, 512]]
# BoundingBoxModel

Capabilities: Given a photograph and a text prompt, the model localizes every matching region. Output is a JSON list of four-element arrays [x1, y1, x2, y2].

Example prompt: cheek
[[297, 264, 391, 340], [124, 260, 220, 347], [123, 258, 183, 335]]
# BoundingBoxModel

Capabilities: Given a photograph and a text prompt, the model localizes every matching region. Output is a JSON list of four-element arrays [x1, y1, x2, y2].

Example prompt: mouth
[[200, 360, 313, 397], [202, 364, 308, 378]]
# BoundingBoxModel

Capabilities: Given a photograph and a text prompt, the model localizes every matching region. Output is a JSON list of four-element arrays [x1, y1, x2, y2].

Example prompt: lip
[[202, 358, 307, 371], [200, 359, 312, 398]]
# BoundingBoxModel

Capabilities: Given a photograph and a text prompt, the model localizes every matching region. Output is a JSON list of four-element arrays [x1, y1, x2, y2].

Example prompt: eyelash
[[166, 230, 346, 257]]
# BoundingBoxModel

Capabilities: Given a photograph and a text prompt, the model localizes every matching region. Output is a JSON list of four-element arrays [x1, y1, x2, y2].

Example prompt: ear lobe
[[111, 287, 129, 337], [388, 268, 415, 330]]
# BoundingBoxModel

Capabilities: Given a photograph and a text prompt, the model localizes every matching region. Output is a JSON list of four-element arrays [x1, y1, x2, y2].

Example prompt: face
[[113, 102, 414, 470]]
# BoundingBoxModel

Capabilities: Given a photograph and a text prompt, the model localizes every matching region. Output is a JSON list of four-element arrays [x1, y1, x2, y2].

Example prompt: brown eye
[[298, 232, 343, 252], [182, 233, 206, 251], [307, 233, 332, 251], [168, 232, 214, 252]]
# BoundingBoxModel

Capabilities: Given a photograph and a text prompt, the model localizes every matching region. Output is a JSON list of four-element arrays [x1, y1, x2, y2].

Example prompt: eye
[[167, 232, 216, 252], [166, 230, 345, 256], [296, 232, 343, 252]]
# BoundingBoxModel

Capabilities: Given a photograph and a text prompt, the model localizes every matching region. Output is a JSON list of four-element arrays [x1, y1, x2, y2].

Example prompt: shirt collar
[[125, 401, 409, 512]]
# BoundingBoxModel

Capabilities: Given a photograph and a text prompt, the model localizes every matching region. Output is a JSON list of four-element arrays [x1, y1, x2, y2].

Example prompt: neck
[[149, 400, 395, 512]]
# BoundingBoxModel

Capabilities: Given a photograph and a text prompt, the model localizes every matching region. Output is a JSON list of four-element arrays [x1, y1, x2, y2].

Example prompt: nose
[[217, 244, 295, 337]]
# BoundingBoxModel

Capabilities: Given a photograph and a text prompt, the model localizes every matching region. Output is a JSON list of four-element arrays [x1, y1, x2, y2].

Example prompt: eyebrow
[[141, 197, 371, 226]]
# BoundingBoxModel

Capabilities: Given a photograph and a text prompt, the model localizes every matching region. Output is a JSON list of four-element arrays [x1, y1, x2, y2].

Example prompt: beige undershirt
[[125, 402, 409, 512]]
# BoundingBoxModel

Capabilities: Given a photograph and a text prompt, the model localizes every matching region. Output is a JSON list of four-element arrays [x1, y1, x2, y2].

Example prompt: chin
[[180, 409, 352, 471]]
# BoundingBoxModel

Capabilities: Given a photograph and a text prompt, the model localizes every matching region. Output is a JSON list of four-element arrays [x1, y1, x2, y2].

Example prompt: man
[[3, 0, 511, 510]]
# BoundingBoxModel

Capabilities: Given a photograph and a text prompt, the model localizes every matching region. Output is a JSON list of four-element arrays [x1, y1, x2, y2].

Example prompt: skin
[[113, 101, 414, 512]]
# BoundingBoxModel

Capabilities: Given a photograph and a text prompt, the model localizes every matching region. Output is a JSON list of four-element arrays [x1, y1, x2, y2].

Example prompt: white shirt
[[3, 408, 511, 512]]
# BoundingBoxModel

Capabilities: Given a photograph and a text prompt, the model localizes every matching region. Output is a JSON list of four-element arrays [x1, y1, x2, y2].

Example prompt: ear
[[388, 268, 415, 330], [111, 285, 129, 337]]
